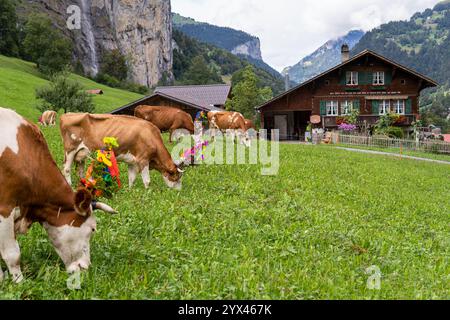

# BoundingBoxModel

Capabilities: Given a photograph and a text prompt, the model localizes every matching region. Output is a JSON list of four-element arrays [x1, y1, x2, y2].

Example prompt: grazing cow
[[0, 108, 116, 283], [60, 113, 184, 190], [134, 105, 195, 143], [39, 110, 57, 127], [207, 111, 251, 147]]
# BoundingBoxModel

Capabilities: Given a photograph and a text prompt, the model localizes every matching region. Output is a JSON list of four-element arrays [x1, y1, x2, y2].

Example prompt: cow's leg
[[141, 165, 151, 189], [0, 207, 23, 283], [63, 150, 77, 186], [169, 128, 174, 143], [75, 159, 86, 179], [128, 164, 139, 188]]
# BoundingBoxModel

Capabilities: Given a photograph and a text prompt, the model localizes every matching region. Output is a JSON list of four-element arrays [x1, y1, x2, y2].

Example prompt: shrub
[[384, 126, 404, 139], [338, 123, 357, 132], [121, 82, 149, 95], [36, 72, 94, 113], [95, 73, 121, 88]]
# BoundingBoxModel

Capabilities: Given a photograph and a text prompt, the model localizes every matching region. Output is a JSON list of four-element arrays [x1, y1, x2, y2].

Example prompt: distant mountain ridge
[[172, 13, 280, 77], [351, 1, 450, 86], [283, 30, 365, 84]]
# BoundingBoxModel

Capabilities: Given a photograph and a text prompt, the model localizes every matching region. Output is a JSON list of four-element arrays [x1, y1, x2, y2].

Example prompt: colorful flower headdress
[[80, 137, 121, 199]]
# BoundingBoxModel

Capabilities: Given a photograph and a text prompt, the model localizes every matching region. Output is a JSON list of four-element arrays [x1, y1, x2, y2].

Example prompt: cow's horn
[[94, 202, 118, 215], [177, 167, 185, 173]]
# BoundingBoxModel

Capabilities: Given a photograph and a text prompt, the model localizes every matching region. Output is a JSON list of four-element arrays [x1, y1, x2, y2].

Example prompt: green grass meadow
[[0, 56, 449, 299]]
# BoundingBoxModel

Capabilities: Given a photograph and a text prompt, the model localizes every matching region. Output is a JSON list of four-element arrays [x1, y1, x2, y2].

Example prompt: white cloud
[[172, 0, 438, 71]]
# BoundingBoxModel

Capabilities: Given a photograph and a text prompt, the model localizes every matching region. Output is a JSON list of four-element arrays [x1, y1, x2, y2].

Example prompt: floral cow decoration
[[178, 111, 210, 165], [80, 137, 121, 199]]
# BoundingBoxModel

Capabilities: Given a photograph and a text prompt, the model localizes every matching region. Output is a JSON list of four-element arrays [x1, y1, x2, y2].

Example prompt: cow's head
[[44, 189, 117, 274], [238, 130, 252, 147], [163, 161, 186, 191]]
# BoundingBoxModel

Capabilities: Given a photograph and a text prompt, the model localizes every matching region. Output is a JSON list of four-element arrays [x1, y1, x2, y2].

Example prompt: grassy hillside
[[0, 55, 143, 119]]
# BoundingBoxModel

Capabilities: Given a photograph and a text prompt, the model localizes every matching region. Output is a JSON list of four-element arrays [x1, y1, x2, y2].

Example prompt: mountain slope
[[172, 30, 285, 95], [172, 13, 281, 78], [284, 30, 365, 84], [352, 1, 450, 86], [0, 55, 142, 119]]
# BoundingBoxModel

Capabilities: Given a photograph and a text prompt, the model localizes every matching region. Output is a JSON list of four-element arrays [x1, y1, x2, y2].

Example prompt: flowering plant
[[338, 123, 357, 132]]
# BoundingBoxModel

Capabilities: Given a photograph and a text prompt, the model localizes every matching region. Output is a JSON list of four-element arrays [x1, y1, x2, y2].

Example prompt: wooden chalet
[[111, 84, 231, 119], [257, 46, 438, 140]]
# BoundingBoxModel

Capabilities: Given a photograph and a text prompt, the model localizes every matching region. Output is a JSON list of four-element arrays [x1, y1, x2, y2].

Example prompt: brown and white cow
[[60, 113, 184, 190], [39, 110, 57, 127], [134, 105, 195, 143], [244, 119, 256, 131], [0, 108, 116, 283], [207, 111, 251, 147]]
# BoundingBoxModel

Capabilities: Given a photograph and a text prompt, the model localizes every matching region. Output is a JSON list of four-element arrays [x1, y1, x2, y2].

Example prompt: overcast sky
[[172, 0, 439, 71]]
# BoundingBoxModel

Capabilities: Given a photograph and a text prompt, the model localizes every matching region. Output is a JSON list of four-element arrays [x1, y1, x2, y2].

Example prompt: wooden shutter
[[359, 72, 365, 85], [320, 101, 327, 116], [353, 100, 361, 112], [385, 72, 392, 85], [368, 72, 374, 85], [340, 72, 347, 85], [405, 98, 412, 114], [372, 100, 380, 115]]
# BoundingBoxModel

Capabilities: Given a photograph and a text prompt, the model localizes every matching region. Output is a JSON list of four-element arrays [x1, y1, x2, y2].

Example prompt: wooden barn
[[257, 46, 438, 140], [111, 84, 231, 118]]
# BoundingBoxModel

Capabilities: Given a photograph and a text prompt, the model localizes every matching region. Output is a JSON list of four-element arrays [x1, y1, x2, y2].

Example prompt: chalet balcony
[[323, 115, 417, 127]]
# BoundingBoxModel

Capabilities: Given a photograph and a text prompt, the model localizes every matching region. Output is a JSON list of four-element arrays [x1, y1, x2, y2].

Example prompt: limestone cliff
[[19, 0, 173, 87], [231, 38, 262, 61]]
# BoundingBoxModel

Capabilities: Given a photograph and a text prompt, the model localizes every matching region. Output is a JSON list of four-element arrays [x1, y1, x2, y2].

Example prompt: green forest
[[352, 1, 450, 131]]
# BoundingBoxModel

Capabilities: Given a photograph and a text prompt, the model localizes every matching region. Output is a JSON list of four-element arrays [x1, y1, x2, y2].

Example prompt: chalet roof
[[257, 49, 439, 110], [110, 84, 230, 114]]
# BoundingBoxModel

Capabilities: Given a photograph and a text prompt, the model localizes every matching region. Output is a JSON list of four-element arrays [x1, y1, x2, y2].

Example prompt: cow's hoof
[[12, 272, 24, 284]]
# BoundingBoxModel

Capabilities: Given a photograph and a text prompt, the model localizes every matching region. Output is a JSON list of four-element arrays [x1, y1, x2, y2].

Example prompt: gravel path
[[335, 147, 450, 165]]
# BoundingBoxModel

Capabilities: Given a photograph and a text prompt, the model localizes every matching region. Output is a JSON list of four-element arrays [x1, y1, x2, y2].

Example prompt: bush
[[36, 72, 94, 113], [384, 126, 405, 139], [121, 82, 150, 95], [22, 14, 73, 75], [95, 73, 149, 95], [95, 73, 121, 88]]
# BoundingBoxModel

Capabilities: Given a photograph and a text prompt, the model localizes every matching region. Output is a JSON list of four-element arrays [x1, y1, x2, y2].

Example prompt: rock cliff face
[[21, 0, 172, 87], [231, 38, 262, 61]]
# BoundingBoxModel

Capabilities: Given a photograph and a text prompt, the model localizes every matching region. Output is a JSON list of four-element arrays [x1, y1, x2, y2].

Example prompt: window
[[393, 100, 405, 115], [326, 101, 339, 116], [379, 100, 391, 115], [373, 72, 385, 85], [346, 71, 358, 86], [341, 100, 353, 115], [401, 79, 406, 85], [325, 80, 330, 86]]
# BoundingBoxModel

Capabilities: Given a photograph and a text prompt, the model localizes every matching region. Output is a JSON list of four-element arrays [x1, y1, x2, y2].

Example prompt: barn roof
[[155, 84, 231, 110], [110, 84, 231, 114], [256, 49, 438, 110]]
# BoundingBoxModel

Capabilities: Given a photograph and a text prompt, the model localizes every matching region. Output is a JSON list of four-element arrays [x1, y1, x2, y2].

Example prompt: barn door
[[274, 115, 288, 140]]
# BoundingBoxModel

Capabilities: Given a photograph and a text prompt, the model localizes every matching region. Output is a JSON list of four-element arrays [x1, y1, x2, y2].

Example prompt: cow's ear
[[74, 188, 92, 217]]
